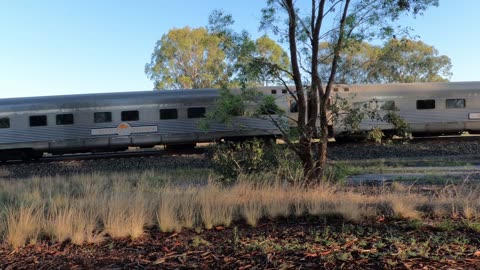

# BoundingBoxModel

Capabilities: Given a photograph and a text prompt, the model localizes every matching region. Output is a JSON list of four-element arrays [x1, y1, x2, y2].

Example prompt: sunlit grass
[[1, 169, 480, 248]]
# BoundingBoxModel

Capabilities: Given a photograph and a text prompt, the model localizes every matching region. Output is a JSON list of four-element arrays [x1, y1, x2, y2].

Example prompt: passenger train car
[[331, 81, 480, 136], [0, 81, 479, 161], [0, 89, 282, 161]]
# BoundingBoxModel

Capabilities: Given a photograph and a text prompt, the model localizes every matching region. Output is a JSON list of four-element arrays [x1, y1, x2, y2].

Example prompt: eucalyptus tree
[[259, 0, 439, 184], [373, 38, 452, 83], [318, 39, 452, 84], [145, 27, 229, 90]]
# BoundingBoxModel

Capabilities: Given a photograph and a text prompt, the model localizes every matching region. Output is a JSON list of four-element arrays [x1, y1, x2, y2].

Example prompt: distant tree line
[[145, 17, 451, 90], [319, 38, 452, 84]]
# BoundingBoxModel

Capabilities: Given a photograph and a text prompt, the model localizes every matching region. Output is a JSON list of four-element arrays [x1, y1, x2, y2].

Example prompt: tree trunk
[[298, 136, 315, 184]]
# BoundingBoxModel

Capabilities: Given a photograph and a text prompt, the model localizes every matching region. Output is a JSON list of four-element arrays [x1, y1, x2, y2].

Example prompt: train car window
[[271, 89, 277, 94], [446, 99, 465, 109], [290, 100, 298, 113], [0, 118, 10, 128], [416, 99, 435, 110], [121, 110, 139, 121], [160, 109, 178, 120], [30, 115, 47, 127], [282, 89, 288, 94], [380, 101, 396, 110], [187, 107, 206, 118], [353, 102, 369, 109], [56, 114, 74, 125], [94, 112, 112, 123]]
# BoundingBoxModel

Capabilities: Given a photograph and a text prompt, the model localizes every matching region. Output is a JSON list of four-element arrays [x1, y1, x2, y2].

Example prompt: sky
[[0, 0, 478, 98]]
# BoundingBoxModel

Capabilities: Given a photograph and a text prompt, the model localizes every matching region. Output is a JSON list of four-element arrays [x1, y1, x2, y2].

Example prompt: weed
[[191, 236, 211, 247], [231, 226, 240, 250], [406, 219, 424, 230], [437, 219, 457, 232]]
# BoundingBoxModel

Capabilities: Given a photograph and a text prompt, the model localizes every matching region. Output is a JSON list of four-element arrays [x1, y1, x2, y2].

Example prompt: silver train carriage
[[0, 89, 285, 161], [331, 81, 480, 137]]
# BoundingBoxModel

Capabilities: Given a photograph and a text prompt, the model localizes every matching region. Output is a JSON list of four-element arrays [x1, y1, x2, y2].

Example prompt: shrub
[[368, 127, 385, 144], [209, 139, 279, 183], [383, 111, 411, 138]]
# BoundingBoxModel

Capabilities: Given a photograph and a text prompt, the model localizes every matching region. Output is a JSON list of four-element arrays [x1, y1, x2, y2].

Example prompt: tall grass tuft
[[6, 204, 44, 248], [156, 191, 181, 233]]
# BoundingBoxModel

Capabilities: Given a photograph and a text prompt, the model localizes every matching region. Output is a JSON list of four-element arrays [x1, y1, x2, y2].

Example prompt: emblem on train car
[[91, 122, 158, 136]]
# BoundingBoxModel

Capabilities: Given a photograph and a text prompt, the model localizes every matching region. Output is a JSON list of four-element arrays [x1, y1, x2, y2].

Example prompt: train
[[331, 81, 480, 137], [0, 81, 479, 161]]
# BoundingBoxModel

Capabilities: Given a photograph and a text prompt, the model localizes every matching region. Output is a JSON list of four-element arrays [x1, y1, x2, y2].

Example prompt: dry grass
[[389, 194, 422, 220], [6, 204, 44, 248], [1, 170, 480, 248], [156, 191, 181, 233]]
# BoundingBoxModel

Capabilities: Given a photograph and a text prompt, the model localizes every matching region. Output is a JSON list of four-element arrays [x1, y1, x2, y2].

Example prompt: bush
[[383, 111, 411, 138], [209, 139, 279, 184], [368, 127, 385, 144]]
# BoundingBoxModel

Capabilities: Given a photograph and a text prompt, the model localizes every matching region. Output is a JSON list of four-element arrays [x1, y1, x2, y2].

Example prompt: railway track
[[1, 134, 480, 166], [1, 147, 207, 165]]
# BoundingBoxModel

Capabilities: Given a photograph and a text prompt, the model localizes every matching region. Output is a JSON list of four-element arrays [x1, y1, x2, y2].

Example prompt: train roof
[[0, 89, 220, 112], [334, 81, 480, 95]]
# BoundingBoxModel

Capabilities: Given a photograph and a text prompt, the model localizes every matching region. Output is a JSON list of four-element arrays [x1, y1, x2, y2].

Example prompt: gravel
[[0, 154, 209, 179], [328, 140, 480, 160], [2, 139, 480, 179]]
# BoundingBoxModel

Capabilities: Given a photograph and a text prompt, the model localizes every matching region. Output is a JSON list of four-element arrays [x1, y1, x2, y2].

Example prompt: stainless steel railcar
[[0, 89, 282, 161], [332, 81, 480, 136]]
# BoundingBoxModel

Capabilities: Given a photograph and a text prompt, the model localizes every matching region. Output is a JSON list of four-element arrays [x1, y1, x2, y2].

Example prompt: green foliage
[[238, 35, 291, 87], [209, 139, 279, 184], [199, 89, 246, 131], [330, 94, 365, 133], [332, 94, 411, 140], [145, 27, 229, 89], [383, 111, 412, 138], [146, 18, 290, 90], [200, 87, 286, 132], [375, 38, 452, 83], [318, 38, 451, 84], [256, 95, 283, 116], [368, 127, 385, 144]]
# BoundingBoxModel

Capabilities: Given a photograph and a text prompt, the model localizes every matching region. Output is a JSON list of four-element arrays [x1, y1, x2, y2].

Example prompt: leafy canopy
[[319, 38, 452, 84], [145, 15, 290, 90], [145, 27, 228, 90]]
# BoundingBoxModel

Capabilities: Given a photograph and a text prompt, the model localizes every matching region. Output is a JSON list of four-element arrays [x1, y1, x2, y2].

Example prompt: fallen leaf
[[304, 252, 318, 258], [376, 216, 385, 223], [238, 264, 252, 270], [320, 250, 333, 256]]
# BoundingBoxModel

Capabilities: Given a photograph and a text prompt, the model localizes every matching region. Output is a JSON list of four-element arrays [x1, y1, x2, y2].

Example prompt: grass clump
[[6, 204, 44, 248]]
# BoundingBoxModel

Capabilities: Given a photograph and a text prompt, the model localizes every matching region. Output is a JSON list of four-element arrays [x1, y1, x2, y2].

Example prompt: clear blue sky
[[0, 0, 478, 98]]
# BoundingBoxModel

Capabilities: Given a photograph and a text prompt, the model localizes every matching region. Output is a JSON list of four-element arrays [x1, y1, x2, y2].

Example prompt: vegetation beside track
[[1, 169, 480, 268]]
